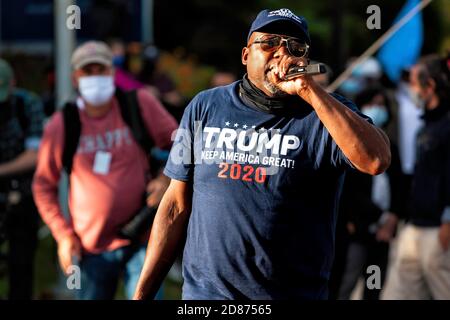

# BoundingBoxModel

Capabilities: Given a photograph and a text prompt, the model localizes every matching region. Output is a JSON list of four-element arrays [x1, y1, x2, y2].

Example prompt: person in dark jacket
[[383, 53, 450, 299], [336, 85, 404, 300], [0, 59, 46, 299]]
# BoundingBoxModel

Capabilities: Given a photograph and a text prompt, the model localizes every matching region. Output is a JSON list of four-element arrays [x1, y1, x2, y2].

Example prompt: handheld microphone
[[283, 63, 326, 80]]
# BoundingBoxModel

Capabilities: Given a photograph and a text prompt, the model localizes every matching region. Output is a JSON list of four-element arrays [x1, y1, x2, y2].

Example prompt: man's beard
[[263, 74, 288, 98]]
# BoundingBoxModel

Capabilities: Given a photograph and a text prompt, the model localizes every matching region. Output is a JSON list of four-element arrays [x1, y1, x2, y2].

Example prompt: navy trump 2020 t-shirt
[[164, 81, 370, 300]]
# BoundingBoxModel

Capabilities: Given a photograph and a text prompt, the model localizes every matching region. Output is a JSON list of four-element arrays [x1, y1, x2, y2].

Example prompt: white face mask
[[78, 75, 115, 107]]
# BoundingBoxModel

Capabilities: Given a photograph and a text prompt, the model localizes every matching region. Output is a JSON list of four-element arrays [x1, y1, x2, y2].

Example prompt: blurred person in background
[[314, 61, 349, 300], [337, 85, 404, 300], [109, 38, 145, 92], [0, 58, 46, 299], [109, 39, 186, 123], [41, 64, 56, 118], [329, 57, 385, 299], [388, 70, 423, 202], [109, 39, 175, 174], [338, 57, 383, 101], [139, 44, 187, 122], [32, 41, 178, 300], [383, 53, 450, 300], [209, 70, 237, 88]]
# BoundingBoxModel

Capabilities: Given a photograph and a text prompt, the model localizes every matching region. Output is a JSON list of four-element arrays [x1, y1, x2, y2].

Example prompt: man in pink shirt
[[32, 41, 178, 299]]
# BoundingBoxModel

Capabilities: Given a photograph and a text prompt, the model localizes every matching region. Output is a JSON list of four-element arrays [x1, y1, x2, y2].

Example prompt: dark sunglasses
[[249, 34, 309, 58]]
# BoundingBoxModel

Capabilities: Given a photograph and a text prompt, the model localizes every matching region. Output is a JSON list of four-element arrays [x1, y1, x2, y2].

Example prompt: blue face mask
[[339, 78, 363, 96], [362, 106, 389, 127], [112, 55, 125, 67]]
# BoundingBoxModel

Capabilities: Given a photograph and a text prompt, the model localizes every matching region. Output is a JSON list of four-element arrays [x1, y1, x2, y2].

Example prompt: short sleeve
[[163, 95, 201, 182], [329, 93, 373, 169]]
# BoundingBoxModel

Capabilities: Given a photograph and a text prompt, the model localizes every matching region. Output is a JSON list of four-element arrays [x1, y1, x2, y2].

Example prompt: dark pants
[[328, 214, 351, 300], [4, 197, 39, 300], [337, 239, 389, 300]]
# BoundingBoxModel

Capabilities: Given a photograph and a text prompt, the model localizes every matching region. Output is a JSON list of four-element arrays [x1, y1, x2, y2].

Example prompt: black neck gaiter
[[238, 74, 299, 114]]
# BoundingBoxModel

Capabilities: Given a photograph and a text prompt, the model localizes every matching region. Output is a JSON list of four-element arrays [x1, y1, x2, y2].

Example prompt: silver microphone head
[[283, 63, 326, 80]]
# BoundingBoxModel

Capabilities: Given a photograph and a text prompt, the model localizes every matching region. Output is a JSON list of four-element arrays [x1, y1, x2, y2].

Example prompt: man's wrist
[[296, 78, 313, 104], [298, 79, 327, 109]]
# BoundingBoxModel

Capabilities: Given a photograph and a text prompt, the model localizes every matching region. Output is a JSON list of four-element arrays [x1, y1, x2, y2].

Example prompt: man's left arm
[[297, 78, 391, 175], [0, 150, 38, 177]]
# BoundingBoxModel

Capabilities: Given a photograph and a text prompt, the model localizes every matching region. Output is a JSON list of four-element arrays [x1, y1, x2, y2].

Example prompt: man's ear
[[241, 47, 249, 66], [71, 71, 79, 89], [427, 78, 436, 91]]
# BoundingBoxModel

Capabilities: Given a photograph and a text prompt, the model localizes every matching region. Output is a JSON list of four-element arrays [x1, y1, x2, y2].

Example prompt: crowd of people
[[0, 39, 233, 300], [0, 7, 449, 300], [329, 54, 450, 300]]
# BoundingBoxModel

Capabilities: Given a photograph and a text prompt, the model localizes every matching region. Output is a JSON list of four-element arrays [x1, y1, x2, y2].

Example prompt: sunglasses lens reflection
[[259, 36, 307, 57]]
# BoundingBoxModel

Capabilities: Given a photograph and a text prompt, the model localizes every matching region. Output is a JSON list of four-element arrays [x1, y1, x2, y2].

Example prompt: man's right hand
[[376, 212, 398, 243], [57, 233, 82, 275]]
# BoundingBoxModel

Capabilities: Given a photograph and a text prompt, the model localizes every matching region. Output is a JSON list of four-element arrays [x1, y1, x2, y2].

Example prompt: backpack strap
[[115, 89, 154, 154], [62, 102, 81, 175], [61, 89, 155, 176]]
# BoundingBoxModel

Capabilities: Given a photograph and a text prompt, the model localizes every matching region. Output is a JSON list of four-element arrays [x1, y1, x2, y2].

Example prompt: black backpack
[[61, 89, 154, 175]]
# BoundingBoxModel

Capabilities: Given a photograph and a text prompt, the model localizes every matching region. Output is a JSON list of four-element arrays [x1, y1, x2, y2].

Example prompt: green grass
[[0, 241, 8, 298], [33, 235, 60, 299]]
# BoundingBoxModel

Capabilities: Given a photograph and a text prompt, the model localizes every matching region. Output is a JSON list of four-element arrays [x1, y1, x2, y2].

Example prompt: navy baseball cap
[[247, 8, 311, 45]]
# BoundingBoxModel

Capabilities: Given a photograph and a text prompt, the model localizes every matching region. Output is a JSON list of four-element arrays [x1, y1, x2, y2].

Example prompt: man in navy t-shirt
[[134, 8, 391, 300]]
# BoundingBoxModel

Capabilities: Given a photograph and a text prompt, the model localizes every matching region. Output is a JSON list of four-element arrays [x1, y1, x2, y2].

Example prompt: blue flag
[[377, 0, 424, 82]]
